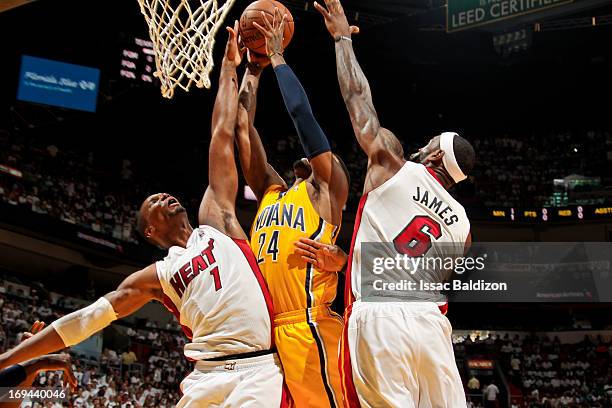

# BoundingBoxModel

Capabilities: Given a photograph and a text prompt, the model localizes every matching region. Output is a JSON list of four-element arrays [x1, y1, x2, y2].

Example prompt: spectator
[[483, 380, 499, 408]]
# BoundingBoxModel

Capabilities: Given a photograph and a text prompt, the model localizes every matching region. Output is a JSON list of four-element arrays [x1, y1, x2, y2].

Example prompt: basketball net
[[137, 0, 236, 98]]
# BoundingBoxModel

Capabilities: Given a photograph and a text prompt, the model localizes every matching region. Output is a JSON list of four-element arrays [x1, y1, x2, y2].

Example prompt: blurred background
[[1, 0, 611, 406]]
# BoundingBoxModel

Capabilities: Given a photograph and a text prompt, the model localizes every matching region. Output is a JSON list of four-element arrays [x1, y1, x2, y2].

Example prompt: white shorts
[[343, 301, 466, 408], [177, 353, 289, 408]]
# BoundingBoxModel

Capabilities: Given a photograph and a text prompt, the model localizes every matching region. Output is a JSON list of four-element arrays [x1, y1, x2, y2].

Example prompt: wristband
[[335, 35, 352, 42]]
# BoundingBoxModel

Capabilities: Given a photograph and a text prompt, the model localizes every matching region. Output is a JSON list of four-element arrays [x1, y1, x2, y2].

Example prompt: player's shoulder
[[261, 183, 287, 200]]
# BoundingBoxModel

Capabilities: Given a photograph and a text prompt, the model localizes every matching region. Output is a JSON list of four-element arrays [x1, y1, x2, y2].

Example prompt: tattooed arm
[[315, 0, 405, 191]]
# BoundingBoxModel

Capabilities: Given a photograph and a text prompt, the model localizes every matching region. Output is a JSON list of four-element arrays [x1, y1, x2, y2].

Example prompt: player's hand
[[246, 50, 270, 75], [294, 238, 348, 272], [224, 20, 244, 67], [19, 320, 45, 343], [314, 0, 359, 40], [252, 7, 287, 60], [24, 353, 77, 391]]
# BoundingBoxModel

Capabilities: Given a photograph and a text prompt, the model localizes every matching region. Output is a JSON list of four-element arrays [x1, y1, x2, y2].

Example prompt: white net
[[137, 0, 236, 98]]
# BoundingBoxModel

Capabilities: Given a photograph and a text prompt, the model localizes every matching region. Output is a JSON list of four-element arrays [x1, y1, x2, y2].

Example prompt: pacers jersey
[[156, 225, 274, 361], [346, 161, 470, 305], [251, 181, 340, 314]]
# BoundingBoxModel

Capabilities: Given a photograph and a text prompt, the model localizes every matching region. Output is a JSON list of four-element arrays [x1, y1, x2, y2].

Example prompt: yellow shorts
[[274, 305, 344, 408]]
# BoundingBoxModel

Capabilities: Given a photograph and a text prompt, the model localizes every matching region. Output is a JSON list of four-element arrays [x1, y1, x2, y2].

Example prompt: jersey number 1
[[393, 215, 442, 257]]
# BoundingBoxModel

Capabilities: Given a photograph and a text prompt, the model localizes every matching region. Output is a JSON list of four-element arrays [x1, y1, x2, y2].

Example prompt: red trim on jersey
[[344, 193, 369, 308], [426, 167, 443, 185], [161, 294, 194, 340], [438, 302, 449, 315], [231, 238, 276, 347], [279, 381, 292, 407], [340, 303, 361, 408]]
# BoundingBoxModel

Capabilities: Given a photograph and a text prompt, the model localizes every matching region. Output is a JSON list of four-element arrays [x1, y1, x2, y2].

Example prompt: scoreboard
[[119, 37, 156, 85], [487, 205, 612, 222]]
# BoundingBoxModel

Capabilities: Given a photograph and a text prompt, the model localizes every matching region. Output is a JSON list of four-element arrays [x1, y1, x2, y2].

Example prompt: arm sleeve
[[273, 64, 331, 159], [0, 364, 27, 387]]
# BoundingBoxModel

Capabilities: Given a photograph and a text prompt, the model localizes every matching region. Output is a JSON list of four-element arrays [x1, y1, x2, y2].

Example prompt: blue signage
[[17, 55, 100, 112]]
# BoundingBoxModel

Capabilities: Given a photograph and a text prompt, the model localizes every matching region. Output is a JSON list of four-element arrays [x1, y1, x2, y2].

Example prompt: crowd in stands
[[471, 130, 610, 208], [0, 277, 189, 407], [0, 128, 610, 246], [0, 130, 142, 244], [455, 331, 612, 407], [3, 272, 612, 407]]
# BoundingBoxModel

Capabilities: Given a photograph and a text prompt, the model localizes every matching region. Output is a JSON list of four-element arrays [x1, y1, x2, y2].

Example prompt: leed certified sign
[[447, 0, 573, 32]]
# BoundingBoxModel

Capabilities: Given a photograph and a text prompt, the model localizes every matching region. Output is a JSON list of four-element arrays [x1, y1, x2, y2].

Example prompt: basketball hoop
[[137, 0, 236, 98]]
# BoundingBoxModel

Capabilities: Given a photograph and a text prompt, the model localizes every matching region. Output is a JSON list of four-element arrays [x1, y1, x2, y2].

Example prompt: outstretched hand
[[33, 354, 77, 391], [294, 238, 348, 272], [20, 320, 45, 342], [224, 20, 244, 67], [252, 7, 287, 59], [314, 0, 359, 39]]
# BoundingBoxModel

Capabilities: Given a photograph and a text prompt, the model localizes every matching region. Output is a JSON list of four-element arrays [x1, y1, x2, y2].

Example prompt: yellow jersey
[[250, 181, 340, 314]]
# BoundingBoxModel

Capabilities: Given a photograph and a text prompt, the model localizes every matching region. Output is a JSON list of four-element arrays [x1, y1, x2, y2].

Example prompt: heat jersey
[[155, 225, 274, 360], [251, 182, 340, 314], [346, 161, 470, 305]]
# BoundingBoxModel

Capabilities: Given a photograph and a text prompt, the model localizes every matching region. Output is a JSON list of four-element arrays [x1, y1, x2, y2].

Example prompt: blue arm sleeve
[[0, 364, 27, 387], [273, 64, 331, 159]]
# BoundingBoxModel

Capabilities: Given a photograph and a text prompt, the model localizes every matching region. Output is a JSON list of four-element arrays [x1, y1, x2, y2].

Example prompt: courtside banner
[[17, 55, 100, 112], [359, 242, 612, 302], [446, 0, 572, 33]]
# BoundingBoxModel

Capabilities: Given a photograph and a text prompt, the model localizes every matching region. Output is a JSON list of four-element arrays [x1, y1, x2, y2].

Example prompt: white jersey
[[156, 225, 274, 360], [346, 161, 470, 304]]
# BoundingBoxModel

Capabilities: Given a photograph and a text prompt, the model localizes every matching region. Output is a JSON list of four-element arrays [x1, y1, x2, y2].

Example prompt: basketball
[[239, 0, 295, 55]]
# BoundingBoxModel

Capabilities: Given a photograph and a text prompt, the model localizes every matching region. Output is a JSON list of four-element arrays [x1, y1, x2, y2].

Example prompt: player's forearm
[[239, 67, 261, 125], [212, 60, 239, 138], [334, 40, 381, 152], [0, 327, 65, 370], [273, 63, 331, 159], [334, 39, 372, 106]]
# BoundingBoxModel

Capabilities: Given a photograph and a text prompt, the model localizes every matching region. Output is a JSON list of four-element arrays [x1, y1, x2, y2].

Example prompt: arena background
[[1, 0, 611, 406]]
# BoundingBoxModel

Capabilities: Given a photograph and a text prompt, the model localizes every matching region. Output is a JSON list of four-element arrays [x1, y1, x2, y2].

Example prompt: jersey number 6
[[393, 215, 442, 257]]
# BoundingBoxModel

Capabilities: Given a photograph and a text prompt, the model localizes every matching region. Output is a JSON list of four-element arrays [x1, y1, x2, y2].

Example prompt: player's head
[[137, 193, 188, 249], [293, 158, 312, 180], [409, 132, 475, 186]]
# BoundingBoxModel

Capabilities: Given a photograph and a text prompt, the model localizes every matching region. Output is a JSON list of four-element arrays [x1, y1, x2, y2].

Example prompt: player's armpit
[[199, 187, 247, 240]]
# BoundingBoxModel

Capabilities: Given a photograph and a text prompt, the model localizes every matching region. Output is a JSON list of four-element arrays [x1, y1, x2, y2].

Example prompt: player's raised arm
[[198, 21, 246, 239], [253, 8, 348, 204], [235, 57, 286, 201], [0, 264, 162, 372], [314, 0, 404, 166]]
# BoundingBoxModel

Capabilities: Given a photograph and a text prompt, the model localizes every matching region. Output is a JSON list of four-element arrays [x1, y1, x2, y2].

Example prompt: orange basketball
[[239, 0, 295, 55]]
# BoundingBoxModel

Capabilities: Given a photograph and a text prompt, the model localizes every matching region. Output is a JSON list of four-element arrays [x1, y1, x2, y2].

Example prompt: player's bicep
[[310, 152, 348, 204], [208, 129, 239, 201], [346, 94, 382, 155], [105, 264, 162, 319]]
